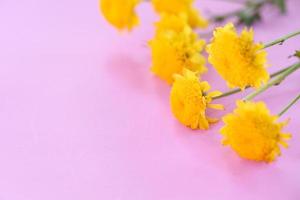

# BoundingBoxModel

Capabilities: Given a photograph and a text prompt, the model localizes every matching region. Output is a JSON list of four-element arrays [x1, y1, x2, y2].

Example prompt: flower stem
[[264, 29, 300, 49], [244, 62, 300, 101], [212, 87, 244, 100], [212, 64, 293, 100], [278, 93, 300, 117], [270, 65, 293, 77]]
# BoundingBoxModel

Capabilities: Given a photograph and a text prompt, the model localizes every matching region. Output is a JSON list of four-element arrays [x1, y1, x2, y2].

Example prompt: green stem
[[264, 29, 300, 48], [278, 93, 300, 117], [270, 65, 293, 77], [212, 64, 293, 100], [244, 62, 300, 101], [212, 87, 244, 100]]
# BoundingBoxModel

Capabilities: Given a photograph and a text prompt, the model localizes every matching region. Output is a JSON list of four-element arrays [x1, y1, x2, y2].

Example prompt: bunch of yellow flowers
[[100, 0, 300, 163]]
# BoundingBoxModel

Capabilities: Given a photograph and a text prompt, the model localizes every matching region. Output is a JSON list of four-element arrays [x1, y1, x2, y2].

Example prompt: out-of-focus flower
[[186, 8, 208, 29], [207, 23, 269, 89], [155, 14, 188, 34], [221, 100, 291, 162], [152, 0, 208, 29], [170, 69, 223, 130], [152, 0, 192, 14], [100, 0, 140, 30], [149, 27, 207, 84]]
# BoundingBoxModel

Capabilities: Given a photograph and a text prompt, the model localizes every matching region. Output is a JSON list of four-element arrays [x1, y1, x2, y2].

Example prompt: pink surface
[[1, 0, 300, 199]]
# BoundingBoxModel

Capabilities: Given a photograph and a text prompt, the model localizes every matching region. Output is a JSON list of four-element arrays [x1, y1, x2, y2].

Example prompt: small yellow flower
[[155, 14, 188, 34], [207, 23, 269, 89], [152, 0, 192, 14], [152, 0, 208, 29], [186, 8, 208, 29], [149, 27, 207, 84], [100, 0, 140, 30], [221, 100, 291, 162], [170, 69, 223, 130]]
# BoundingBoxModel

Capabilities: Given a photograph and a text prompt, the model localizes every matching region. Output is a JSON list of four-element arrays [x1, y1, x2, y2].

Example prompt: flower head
[[100, 0, 140, 30], [155, 14, 188, 34], [152, 0, 192, 14], [170, 69, 223, 130], [149, 27, 207, 84], [186, 8, 208, 29], [206, 23, 269, 89], [221, 100, 291, 162], [152, 0, 208, 29]]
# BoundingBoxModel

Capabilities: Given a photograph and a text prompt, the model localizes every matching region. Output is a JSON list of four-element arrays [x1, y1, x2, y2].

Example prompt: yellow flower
[[155, 14, 188, 34], [100, 0, 140, 30], [206, 23, 269, 89], [170, 69, 223, 130], [149, 27, 207, 84], [152, 0, 192, 14], [186, 8, 208, 29], [221, 100, 291, 162], [152, 0, 208, 29]]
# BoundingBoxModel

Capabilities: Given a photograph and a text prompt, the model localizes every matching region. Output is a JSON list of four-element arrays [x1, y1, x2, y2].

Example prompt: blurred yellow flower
[[149, 27, 207, 84], [155, 14, 188, 34], [152, 0, 208, 29], [221, 100, 291, 162], [207, 23, 269, 89], [100, 0, 140, 30], [152, 0, 192, 14], [170, 69, 223, 130], [186, 8, 208, 29]]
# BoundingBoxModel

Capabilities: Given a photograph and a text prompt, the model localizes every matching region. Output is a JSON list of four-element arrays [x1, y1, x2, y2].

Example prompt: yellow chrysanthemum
[[100, 0, 140, 30], [221, 100, 291, 162], [149, 27, 207, 84], [152, 0, 192, 14], [155, 14, 188, 34], [186, 8, 208, 29], [206, 23, 269, 89], [152, 0, 208, 29], [170, 69, 224, 130]]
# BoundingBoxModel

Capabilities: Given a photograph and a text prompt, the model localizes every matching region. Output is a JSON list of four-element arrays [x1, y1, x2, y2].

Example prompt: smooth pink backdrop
[[0, 0, 300, 199]]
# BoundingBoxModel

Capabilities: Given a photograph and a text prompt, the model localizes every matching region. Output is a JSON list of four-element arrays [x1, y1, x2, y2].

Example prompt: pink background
[[1, 0, 300, 199]]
